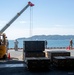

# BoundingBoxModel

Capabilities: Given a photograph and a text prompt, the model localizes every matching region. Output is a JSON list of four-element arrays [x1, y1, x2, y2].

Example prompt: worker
[[2, 33, 7, 45], [6, 39, 9, 50], [45, 40, 47, 49], [70, 39, 73, 49], [14, 39, 18, 51]]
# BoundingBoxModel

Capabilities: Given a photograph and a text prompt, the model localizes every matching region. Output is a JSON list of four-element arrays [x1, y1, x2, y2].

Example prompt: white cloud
[[3, 26, 74, 40], [5, 28, 31, 40], [32, 27, 74, 35], [19, 21, 27, 24], [54, 24, 62, 27], [0, 20, 7, 27], [0, 20, 7, 23]]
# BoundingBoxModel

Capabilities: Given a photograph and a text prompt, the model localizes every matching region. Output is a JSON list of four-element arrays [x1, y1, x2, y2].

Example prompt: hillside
[[17, 35, 74, 40]]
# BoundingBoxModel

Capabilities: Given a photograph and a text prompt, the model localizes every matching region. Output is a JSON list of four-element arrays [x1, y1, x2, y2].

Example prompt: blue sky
[[0, 0, 74, 40]]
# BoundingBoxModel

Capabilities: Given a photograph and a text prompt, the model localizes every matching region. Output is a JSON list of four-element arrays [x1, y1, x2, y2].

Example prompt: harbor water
[[8, 39, 73, 48]]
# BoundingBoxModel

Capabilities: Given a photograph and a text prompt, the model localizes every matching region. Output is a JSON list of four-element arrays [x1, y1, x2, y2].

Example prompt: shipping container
[[23, 41, 45, 52], [44, 50, 70, 62]]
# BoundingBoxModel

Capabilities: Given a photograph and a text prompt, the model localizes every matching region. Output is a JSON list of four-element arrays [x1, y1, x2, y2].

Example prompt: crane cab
[[0, 33, 7, 59]]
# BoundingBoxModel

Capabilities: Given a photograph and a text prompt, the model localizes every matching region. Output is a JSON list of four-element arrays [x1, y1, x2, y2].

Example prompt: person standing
[[45, 40, 48, 49], [14, 39, 18, 51], [70, 39, 73, 49]]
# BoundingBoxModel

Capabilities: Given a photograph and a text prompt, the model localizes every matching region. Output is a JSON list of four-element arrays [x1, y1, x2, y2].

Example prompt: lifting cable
[[30, 6, 33, 38]]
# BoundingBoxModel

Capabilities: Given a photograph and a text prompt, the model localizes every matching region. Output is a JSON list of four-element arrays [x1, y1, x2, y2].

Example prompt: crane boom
[[0, 2, 34, 34]]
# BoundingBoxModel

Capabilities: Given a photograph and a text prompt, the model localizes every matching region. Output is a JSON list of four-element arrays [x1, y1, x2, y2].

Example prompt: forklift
[[0, 33, 8, 59]]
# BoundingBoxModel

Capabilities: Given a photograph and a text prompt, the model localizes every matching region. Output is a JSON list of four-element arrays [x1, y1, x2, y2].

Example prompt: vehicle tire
[[3, 54, 7, 59]]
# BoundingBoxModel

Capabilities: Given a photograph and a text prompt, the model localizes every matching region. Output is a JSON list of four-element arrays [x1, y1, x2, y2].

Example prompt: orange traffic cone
[[66, 46, 70, 50], [8, 53, 10, 60]]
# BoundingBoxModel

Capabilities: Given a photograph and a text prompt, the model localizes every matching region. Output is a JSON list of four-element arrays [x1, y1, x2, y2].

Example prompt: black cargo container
[[23, 41, 45, 52], [26, 57, 50, 70], [44, 50, 70, 62], [24, 51, 45, 57], [53, 56, 74, 69], [53, 56, 66, 68], [23, 41, 50, 71]]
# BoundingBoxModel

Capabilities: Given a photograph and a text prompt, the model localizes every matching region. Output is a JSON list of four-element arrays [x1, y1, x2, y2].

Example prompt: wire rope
[[30, 6, 33, 38]]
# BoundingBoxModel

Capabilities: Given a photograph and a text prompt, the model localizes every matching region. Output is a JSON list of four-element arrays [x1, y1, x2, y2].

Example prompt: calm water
[[8, 39, 73, 48]]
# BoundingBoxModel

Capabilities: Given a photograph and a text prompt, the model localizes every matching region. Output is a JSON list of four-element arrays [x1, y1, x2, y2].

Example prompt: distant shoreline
[[17, 35, 74, 40]]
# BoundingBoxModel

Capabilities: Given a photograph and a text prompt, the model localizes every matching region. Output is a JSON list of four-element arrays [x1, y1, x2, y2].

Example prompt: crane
[[0, 2, 34, 34], [0, 1, 34, 59]]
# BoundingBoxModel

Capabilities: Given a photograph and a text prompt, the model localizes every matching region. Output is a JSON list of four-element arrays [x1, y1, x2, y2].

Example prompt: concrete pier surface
[[8, 48, 74, 60], [8, 49, 23, 61], [0, 49, 74, 75]]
